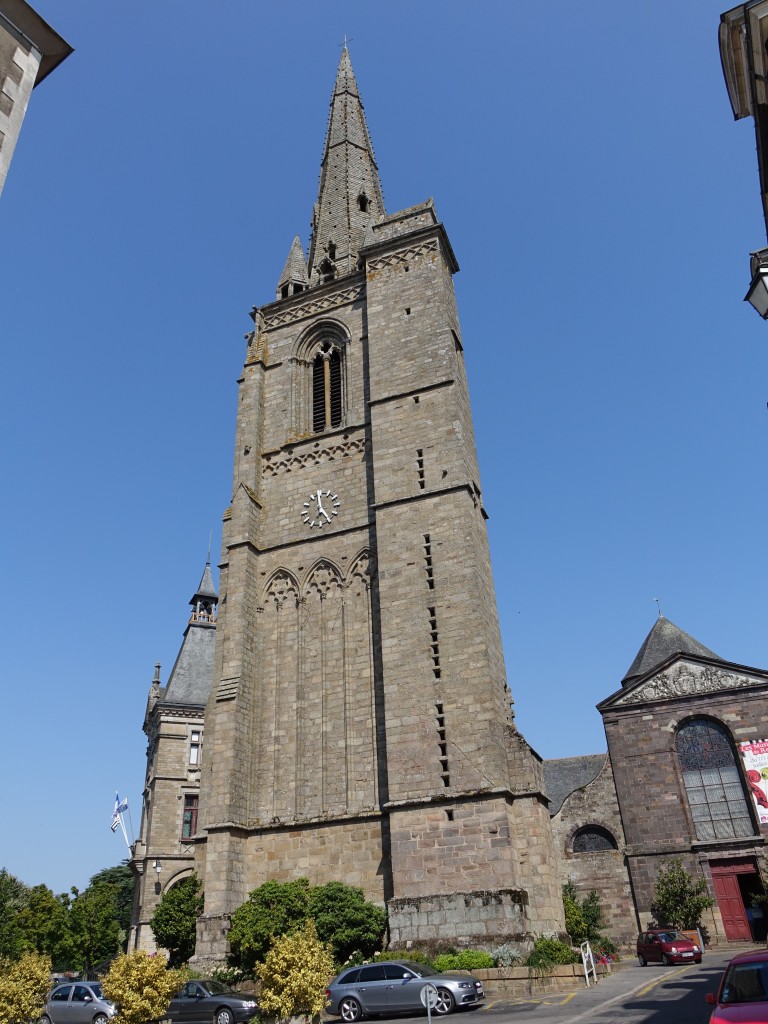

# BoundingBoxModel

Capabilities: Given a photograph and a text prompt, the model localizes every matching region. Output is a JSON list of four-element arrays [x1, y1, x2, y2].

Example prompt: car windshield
[[400, 963, 437, 977], [203, 981, 230, 996], [721, 961, 768, 1004], [657, 931, 683, 942], [88, 985, 102, 998]]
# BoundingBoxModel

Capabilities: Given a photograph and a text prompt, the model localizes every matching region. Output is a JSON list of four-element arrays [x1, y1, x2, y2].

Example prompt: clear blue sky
[[2, 1, 767, 895]]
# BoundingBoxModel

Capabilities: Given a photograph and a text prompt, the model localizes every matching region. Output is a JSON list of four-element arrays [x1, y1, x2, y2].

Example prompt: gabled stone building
[[548, 615, 768, 946], [129, 564, 218, 952]]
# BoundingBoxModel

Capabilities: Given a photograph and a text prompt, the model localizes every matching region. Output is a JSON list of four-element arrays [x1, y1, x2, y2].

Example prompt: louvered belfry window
[[676, 719, 755, 841], [312, 342, 342, 432]]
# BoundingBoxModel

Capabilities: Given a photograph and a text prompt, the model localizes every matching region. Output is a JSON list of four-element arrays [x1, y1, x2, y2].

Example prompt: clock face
[[301, 488, 340, 528]]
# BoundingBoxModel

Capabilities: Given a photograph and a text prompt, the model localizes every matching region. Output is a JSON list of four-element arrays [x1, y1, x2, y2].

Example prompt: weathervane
[[653, 596, 662, 618]]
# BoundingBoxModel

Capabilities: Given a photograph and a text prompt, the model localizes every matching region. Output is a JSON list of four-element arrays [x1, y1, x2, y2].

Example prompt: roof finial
[[340, 34, 352, 49], [653, 596, 662, 618], [207, 530, 212, 564]]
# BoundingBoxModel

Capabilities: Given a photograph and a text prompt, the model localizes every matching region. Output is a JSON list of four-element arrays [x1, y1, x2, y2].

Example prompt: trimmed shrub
[[0, 951, 52, 1024], [101, 950, 186, 1024], [433, 951, 494, 972], [524, 938, 579, 968]]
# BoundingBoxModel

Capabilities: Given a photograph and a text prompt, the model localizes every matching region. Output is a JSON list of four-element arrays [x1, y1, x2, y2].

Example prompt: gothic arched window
[[571, 825, 617, 853], [676, 719, 755, 841], [312, 342, 342, 432]]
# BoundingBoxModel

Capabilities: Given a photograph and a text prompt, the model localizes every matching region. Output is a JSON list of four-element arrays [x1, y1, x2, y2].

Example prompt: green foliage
[[650, 858, 714, 930], [256, 921, 334, 1021], [229, 879, 311, 973], [0, 950, 52, 1024], [69, 882, 122, 972], [308, 882, 386, 965], [150, 875, 204, 966], [524, 938, 579, 968], [16, 885, 73, 969], [370, 950, 433, 966], [228, 879, 387, 973], [433, 951, 494, 972], [0, 870, 29, 961], [562, 882, 587, 944], [489, 943, 523, 967], [561, 882, 605, 945], [89, 863, 135, 943], [101, 950, 186, 1024]]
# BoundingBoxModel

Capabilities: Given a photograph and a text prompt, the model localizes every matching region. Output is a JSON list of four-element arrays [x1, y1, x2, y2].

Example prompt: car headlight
[[670, 947, 678, 954], [241, 1002, 257, 1010], [457, 983, 471, 989], [693, 945, 700, 952]]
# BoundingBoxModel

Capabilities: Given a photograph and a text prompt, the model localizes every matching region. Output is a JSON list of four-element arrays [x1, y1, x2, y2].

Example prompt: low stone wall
[[475, 961, 627, 998], [388, 888, 528, 948]]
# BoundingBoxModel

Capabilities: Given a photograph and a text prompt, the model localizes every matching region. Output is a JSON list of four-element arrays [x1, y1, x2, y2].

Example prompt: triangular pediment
[[600, 654, 768, 709]]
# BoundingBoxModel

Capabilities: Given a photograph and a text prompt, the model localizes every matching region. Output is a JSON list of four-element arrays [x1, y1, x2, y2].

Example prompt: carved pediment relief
[[613, 659, 766, 706]]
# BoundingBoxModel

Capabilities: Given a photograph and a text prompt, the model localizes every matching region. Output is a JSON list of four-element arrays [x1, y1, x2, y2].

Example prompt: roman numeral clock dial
[[301, 488, 340, 528]]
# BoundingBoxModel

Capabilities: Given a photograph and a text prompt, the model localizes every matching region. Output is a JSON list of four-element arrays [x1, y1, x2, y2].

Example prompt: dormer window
[[319, 256, 336, 284]]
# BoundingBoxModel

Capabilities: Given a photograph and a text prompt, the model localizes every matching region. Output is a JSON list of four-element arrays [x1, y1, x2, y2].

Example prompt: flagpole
[[125, 804, 136, 846], [118, 812, 131, 854]]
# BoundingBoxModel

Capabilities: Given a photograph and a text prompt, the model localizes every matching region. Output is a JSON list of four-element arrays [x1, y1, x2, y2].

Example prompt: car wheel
[[40, 1016, 53, 1024], [638, 954, 647, 966], [662, 954, 671, 966], [433, 989, 455, 1016], [215, 1009, 234, 1024], [339, 997, 363, 1023], [93, 1015, 109, 1024]]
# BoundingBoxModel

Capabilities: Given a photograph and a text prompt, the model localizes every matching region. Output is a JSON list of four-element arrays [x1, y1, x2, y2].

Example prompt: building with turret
[[129, 564, 218, 952]]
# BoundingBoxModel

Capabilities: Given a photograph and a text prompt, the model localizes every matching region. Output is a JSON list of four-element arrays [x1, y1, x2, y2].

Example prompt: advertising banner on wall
[[739, 740, 768, 825]]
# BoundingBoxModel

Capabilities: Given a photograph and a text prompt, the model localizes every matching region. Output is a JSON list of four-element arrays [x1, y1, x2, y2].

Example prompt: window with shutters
[[676, 719, 756, 841], [312, 341, 342, 432]]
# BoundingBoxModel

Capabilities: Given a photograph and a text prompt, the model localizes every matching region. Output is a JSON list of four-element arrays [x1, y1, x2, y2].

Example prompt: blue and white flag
[[111, 792, 128, 832]]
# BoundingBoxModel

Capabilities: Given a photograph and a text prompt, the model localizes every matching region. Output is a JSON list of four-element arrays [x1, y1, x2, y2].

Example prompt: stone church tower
[[194, 47, 563, 960]]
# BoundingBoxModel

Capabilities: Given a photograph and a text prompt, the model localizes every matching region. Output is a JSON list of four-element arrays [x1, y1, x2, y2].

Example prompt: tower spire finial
[[307, 47, 385, 285]]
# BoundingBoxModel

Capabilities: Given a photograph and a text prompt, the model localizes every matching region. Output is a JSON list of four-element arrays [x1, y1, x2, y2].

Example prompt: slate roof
[[163, 621, 215, 706], [542, 753, 607, 817], [193, 561, 218, 601], [621, 615, 719, 687]]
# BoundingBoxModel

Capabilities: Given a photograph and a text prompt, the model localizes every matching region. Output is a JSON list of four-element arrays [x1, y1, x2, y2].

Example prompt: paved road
[[371, 951, 739, 1024]]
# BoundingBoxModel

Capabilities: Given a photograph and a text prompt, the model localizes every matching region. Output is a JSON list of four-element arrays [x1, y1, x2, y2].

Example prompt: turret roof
[[621, 615, 719, 686]]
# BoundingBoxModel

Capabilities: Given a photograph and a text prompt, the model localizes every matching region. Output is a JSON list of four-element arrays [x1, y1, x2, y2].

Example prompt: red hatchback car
[[706, 950, 768, 1023], [637, 928, 702, 966]]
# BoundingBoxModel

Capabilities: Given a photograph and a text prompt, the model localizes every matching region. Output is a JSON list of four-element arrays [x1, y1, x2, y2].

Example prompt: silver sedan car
[[325, 960, 485, 1020], [41, 983, 117, 1024]]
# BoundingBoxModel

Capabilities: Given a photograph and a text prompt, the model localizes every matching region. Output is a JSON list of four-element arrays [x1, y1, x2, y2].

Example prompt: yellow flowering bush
[[0, 951, 52, 1024], [256, 921, 334, 1021], [101, 950, 186, 1024]]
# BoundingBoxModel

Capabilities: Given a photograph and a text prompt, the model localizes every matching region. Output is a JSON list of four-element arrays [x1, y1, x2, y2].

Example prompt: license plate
[[682, 952, 693, 958]]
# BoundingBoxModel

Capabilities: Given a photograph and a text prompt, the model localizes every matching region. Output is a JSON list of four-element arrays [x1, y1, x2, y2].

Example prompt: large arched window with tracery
[[676, 719, 755, 841]]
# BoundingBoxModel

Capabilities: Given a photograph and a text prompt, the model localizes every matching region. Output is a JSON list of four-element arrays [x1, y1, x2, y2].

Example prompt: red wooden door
[[712, 871, 752, 941]]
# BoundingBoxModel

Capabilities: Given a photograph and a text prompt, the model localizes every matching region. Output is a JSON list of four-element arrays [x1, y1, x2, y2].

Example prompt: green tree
[[562, 881, 587, 944], [150, 875, 204, 966], [0, 870, 29, 961], [0, 951, 52, 1024], [16, 885, 73, 969], [101, 950, 186, 1024], [229, 879, 311, 973], [89, 863, 135, 943], [69, 883, 122, 973], [651, 857, 713, 929], [308, 882, 386, 963], [256, 921, 334, 1021]]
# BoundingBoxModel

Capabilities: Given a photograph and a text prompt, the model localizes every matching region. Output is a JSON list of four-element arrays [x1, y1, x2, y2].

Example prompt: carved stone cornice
[[613, 660, 766, 707]]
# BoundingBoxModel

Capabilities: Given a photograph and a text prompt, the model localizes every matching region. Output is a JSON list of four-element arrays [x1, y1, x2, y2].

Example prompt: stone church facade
[[130, 49, 768, 958]]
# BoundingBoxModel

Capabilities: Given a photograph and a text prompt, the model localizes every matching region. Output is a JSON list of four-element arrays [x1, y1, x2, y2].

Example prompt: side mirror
[[84, 997, 92, 1004], [705, 994, 716, 1005]]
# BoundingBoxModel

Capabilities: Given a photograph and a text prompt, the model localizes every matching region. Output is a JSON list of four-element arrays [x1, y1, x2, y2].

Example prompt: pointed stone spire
[[622, 616, 719, 687], [307, 47, 385, 285], [276, 236, 309, 300]]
